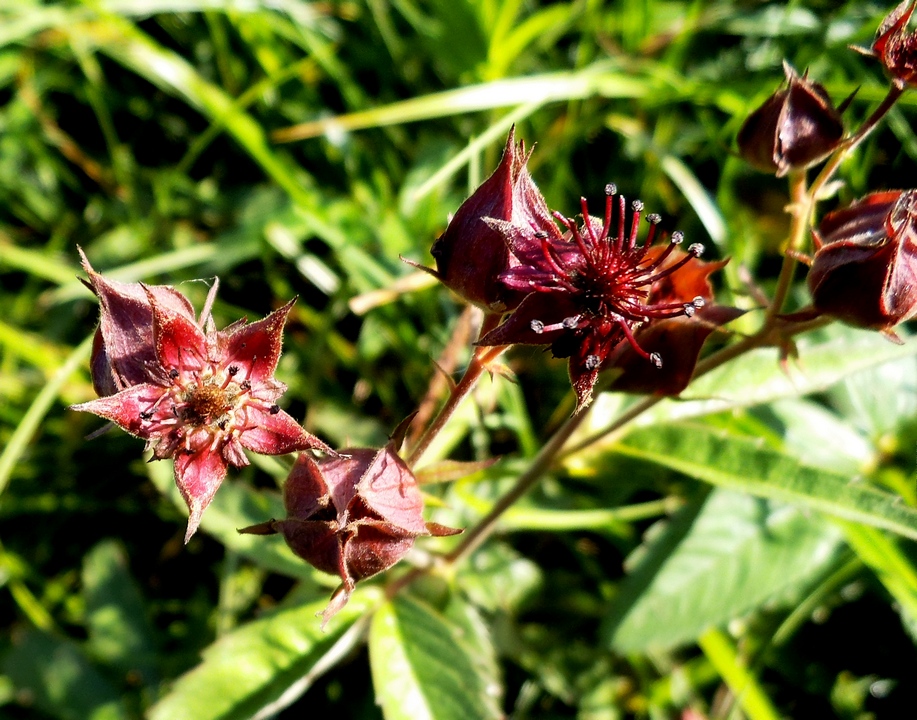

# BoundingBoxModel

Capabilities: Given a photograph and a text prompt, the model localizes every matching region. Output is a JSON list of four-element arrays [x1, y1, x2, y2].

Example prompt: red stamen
[[627, 200, 644, 251]]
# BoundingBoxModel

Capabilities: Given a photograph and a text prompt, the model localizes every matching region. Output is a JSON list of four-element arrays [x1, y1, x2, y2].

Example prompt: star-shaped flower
[[72, 252, 334, 541]]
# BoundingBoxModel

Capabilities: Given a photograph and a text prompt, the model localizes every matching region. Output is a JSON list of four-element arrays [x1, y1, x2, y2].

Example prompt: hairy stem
[[809, 83, 904, 205], [767, 170, 809, 320], [444, 407, 590, 563], [406, 312, 506, 467]]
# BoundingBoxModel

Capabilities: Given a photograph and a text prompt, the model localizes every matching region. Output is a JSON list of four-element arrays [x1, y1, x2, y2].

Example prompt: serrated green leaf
[[148, 589, 378, 720], [603, 489, 844, 653], [762, 398, 875, 475], [678, 327, 917, 413], [369, 595, 502, 720], [83, 540, 158, 689], [4, 630, 128, 720], [614, 422, 917, 540], [830, 354, 917, 439]]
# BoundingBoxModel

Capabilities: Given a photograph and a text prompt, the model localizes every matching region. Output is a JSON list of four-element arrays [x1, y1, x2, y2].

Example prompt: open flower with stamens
[[604, 247, 743, 395], [478, 184, 708, 411], [71, 254, 334, 542]]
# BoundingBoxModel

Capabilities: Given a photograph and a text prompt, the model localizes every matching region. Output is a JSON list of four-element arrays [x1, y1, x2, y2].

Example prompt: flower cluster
[[735, 3, 917, 341], [429, 132, 735, 411], [69, 4, 917, 631], [72, 253, 456, 618]]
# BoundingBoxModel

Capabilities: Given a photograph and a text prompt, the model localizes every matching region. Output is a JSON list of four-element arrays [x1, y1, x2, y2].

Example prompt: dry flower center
[[182, 382, 235, 426]]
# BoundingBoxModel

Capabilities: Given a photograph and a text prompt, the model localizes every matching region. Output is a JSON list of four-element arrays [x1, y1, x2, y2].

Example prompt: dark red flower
[[478, 185, 709, 411], [604, 247, 743, 395], [808, 189, 917, 333], [240, 425, 461, 625], [71, 253, 334, 541], [417, 127, 555, 312], [863, 0, 917, 88], [737, 62, 846, 177]]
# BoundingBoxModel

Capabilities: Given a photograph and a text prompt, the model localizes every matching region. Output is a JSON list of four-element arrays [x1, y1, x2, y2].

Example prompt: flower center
[[181, 382, 236, 426]]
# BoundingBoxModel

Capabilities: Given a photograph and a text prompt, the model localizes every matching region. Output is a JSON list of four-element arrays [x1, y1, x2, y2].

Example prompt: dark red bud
[[428, 127, 549, 312], [737, 62, 845, 177], [868, 0, 917, 88], [243, 438, 461, 625], [808, 189, 917, 331]]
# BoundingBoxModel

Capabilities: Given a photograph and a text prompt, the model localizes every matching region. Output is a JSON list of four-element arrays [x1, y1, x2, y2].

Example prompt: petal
[[568, 356, 601, 414], [819, 191, 901, 243], [776, 66, 844, 174], [146, 285, 208, 374], [607, 306, 745, 396], [248, 378, 287, 404], [882, 195, 917, 321], [89, 327, 118, 397], [428, 129, 531, 311], [283, 453, 333, 520], [736, 90, 785, 173], [320, 583, 355, 629], [478, 292, 581, 347], [645, 248, 728, 306], [566, 322, 622, 413], [237, 406, 334, 457], [71, 384, 172, 438], [343, 518, 417, 580], [174, 444, 229, 542], [355, 446, 428, 534], [426, 522, 463, 536], [317, 450, 375, 516], [875, 0, 916, 56], [222, 437, 250, 467], [219, 298, 296, 384], [275, 518, 343, 577], [79, 249, 195, 389]]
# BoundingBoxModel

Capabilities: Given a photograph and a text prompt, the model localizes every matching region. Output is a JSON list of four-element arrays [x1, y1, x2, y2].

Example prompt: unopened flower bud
[[241, 432, 461, 625], [808, 189, 917, 332], [422, 127, 555, 312], [737, 62, 845, 177]]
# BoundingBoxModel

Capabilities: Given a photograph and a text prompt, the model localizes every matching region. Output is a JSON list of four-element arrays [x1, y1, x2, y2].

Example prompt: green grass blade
[[272, 64, 649, 141], [0, 334, 92, 499]]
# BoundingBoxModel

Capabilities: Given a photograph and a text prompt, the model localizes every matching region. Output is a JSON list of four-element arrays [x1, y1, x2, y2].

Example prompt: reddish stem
[[405, 312, 506, 467]]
